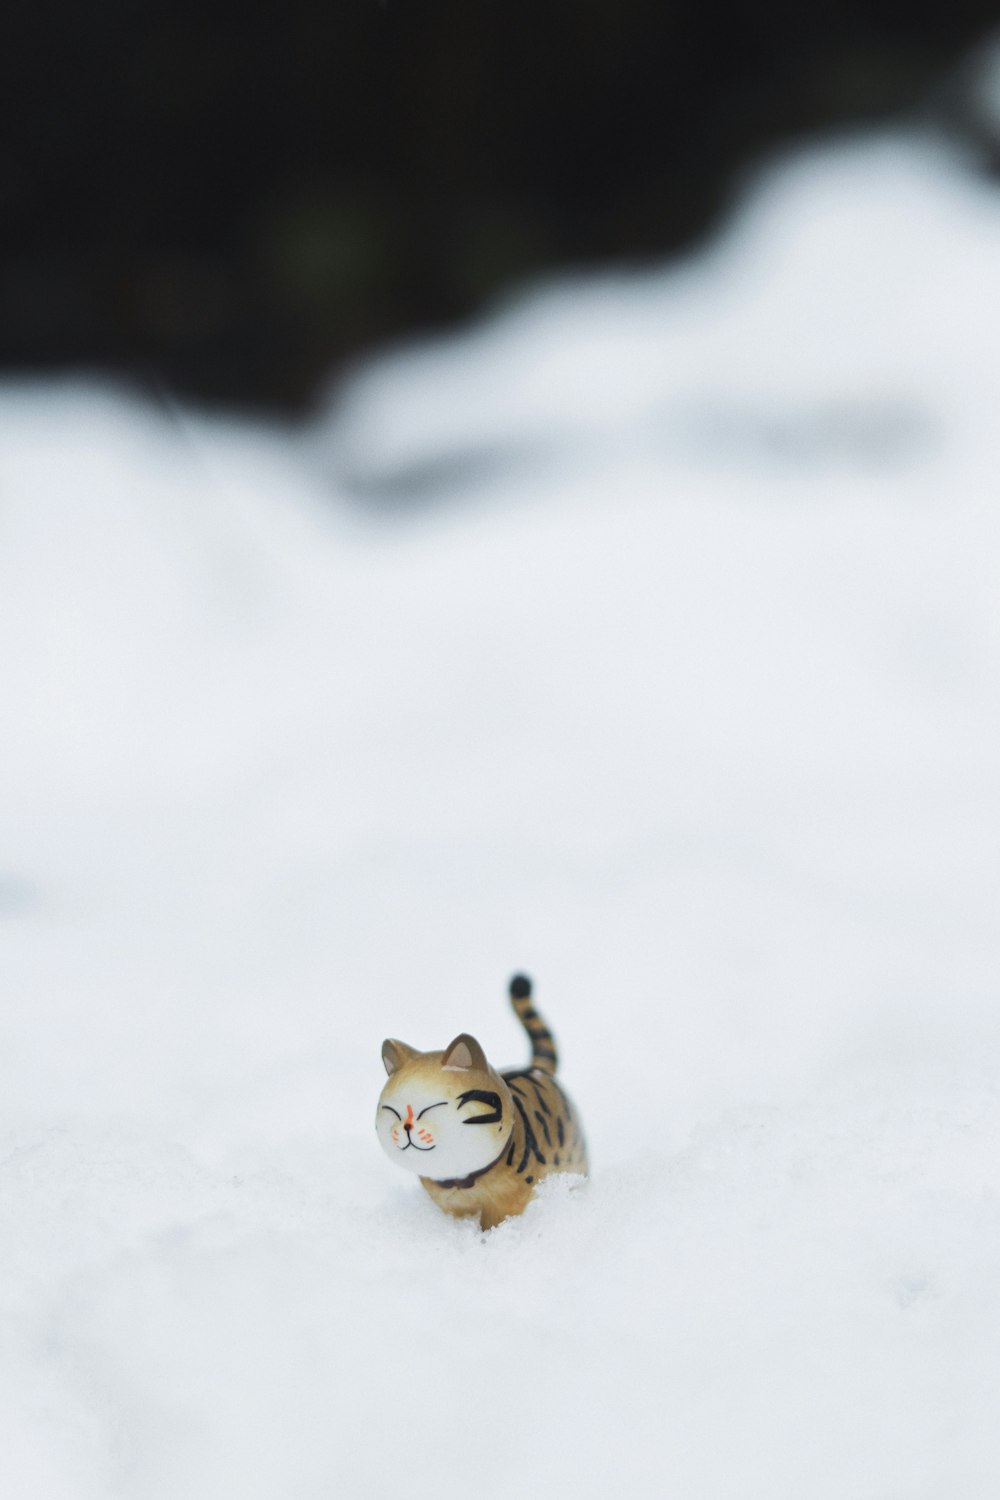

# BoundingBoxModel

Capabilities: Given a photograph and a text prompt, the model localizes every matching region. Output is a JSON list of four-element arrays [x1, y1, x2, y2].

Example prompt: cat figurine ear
[[441, 1033, 489, 1071], [382, 1039, 418, 1076]]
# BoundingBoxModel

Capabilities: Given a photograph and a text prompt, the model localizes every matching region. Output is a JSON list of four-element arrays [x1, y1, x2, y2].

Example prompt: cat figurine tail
[[376, 974, 587, 1230]]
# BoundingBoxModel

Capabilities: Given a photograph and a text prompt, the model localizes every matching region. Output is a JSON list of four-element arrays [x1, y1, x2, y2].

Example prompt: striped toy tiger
[[376, 975, 587, 1230]]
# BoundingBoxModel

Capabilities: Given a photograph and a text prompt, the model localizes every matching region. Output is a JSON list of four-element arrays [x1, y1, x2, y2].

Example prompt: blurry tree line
[[2, 0, 998, 412]]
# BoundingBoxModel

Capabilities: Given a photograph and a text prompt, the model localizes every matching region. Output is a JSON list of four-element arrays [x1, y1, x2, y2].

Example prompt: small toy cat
[[376, 975, 587, 1230]]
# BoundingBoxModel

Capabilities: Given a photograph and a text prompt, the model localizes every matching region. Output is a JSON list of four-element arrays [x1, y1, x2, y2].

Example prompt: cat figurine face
[[376, 975, 588, 1230], [375, 1033, 514, 1184]]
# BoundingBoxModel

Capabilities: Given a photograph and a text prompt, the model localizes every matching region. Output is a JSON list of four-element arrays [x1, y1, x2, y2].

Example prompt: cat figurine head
[[376, 1032, 515, 1184]]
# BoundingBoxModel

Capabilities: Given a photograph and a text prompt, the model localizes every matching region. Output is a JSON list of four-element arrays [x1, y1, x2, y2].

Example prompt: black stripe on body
[[504, 1069, 569, 1111], [508, 1091, 546, 1175], [501, 1067, 581, 1173], [505, 1068, 567, 1098], [530, 1079, 551, 1115]]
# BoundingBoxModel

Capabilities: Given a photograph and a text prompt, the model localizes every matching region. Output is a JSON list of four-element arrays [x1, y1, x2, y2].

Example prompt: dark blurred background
[[3, 0, 998, 414]]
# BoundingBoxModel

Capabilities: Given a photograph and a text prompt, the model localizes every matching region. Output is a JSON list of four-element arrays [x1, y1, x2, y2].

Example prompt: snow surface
[[3, 132, 1000, 1498]]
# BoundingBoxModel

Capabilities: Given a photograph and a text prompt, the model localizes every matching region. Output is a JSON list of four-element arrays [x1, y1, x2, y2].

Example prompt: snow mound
[[2, 134, 1000, 1497], [320, 133, 1000, 493]]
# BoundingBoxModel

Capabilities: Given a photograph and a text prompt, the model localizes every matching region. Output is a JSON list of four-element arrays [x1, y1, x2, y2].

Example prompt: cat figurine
[[376, 974, 587, 1230]]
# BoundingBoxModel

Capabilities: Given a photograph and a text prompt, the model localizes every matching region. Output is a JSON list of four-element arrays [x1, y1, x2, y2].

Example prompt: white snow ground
[[2, 132, 1000, 1499]]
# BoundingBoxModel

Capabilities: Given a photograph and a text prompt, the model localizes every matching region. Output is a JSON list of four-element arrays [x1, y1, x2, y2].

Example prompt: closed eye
[[381, 1105, 401, 1120], [417, 1101, 447, 1120], [457, 1089, 502, 1125]]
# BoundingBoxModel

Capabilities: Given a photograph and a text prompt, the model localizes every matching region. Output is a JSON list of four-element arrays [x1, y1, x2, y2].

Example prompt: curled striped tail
[[509, 974, 558, 1074]]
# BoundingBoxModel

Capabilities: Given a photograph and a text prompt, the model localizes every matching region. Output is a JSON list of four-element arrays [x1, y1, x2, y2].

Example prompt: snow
[[3, 131, 1000, 1497]]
